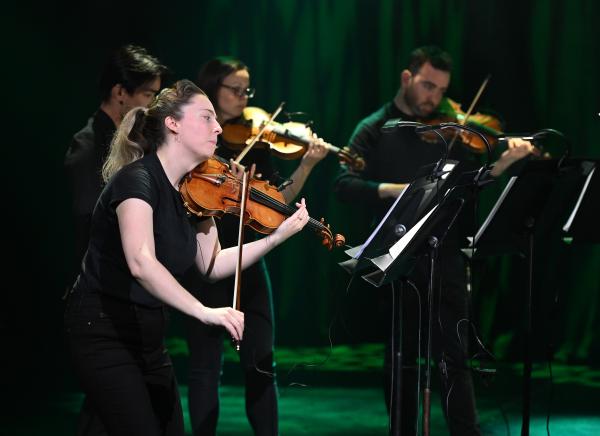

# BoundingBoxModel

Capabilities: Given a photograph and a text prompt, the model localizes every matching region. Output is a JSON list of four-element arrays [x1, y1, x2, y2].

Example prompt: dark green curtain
[[5, 1, 599, 390]]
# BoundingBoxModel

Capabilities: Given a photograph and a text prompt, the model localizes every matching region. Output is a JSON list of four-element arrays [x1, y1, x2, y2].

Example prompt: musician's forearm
[[281, 161, 315, 203], [204, 235, 277, 282]]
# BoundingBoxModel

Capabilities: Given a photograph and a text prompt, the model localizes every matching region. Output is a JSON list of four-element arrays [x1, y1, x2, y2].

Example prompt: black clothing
[[74, 153, 197, 308], [66, 152, 197, 436], [185, 140, 279, 436], [64, 109, 116, 436], [334, 101, 481, 436], [65, 110, 116, 273], [335, 101, 473, 221], [65, 291, 183, 436], [185, 259, 276, 436]]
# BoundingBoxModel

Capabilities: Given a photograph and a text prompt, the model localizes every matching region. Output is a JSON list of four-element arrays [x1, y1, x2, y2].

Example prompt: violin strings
[[249, 187, 323, 231], [195, 170, 325, 232]]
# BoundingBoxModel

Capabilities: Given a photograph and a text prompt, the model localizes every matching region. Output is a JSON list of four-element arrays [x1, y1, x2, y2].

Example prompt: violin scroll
[[338, 146, 365, 171], [317, 218, 346, 250]]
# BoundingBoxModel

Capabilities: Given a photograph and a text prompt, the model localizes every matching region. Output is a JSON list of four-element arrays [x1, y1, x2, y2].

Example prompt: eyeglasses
[[220, 83, 255, 99]]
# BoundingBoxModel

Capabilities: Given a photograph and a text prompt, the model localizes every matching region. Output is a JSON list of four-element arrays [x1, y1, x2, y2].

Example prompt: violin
[[179, 157, 345, 250], [418, 75, 547, 160], [420, 97, 548, 160], [221, 106, 365, 171], [418, 97, 504, 154]]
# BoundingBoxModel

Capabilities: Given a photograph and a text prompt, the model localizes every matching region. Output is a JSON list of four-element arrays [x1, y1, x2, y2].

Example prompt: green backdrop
[[4, 1, 599, 393]]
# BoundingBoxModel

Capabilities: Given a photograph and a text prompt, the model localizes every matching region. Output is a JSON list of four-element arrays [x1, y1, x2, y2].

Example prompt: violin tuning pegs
[[334, 234, 346, 247], [321, 238, 333, 250]]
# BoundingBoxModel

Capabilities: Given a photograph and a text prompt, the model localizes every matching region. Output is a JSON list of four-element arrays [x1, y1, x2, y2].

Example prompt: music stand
[[469, 158, 569, 436], [340, 160, 480, 436], [341, 160, 466, 274]]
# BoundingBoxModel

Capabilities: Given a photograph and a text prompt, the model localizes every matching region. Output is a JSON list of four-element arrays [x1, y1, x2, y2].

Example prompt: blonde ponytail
[[102, 108, 147, 182]]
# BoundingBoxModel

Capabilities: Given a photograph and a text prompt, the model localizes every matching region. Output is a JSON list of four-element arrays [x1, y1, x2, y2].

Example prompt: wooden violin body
[[418, 97, 504, 153], [221, 107, 365, 171], [179, 157, 345, 250]]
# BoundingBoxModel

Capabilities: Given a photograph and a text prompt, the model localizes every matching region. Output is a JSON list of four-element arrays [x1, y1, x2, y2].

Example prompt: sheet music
[[389, 205, 438, 258], [348, 161, 457, 260], [473, 176, 518, 245], [368, 205, 438, 272], [563, 165, 596, 232], [351, 184, 409, 259]]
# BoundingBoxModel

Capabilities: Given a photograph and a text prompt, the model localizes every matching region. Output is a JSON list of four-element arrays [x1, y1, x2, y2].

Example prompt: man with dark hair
[[64, 43, 168, 436], [407, 45, 453, 74], [65, 44, 168, 275], [335, 45, 533, 435]]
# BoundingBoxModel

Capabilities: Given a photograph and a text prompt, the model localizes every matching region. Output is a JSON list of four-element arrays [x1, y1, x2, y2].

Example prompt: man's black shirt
[[334, 101, 484, 256], [334, 101, 476, 221], [65, 110, 116, 271]]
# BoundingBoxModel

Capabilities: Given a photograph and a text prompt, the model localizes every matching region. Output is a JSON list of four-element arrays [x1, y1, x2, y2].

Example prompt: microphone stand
[[415, 122, 493, 168], [413, 122, 492, 436], [379, 119, 494, 435]]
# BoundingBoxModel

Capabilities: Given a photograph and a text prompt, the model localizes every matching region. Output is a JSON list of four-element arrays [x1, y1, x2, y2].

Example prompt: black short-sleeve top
[[74, 153, 198, 307]]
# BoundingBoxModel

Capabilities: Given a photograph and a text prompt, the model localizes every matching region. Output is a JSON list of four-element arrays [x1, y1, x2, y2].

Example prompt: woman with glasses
[[184, 57, 328, 436]]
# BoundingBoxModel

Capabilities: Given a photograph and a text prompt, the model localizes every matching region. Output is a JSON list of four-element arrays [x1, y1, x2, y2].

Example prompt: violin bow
[[232, 169, 250, 351], [230, 104, 286, 350], [448, 75, 491, 151], [230, 103, 286, 350], [234, 102, 285, 164]]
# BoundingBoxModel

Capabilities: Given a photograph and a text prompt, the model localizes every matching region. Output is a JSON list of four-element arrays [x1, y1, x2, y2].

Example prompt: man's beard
[[404, 87, 435, 118]]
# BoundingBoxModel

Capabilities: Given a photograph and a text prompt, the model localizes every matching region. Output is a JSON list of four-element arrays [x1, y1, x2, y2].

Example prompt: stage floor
[[3, 344, 599, 435]]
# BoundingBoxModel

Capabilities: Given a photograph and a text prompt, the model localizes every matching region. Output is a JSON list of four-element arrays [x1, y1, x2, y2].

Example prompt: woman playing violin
[[182, 57, 327, 436], [64, 80, 308, 436]]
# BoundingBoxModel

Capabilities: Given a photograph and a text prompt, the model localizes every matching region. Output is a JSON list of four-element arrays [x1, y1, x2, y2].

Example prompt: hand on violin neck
[[229, 159, 256, 180], [301, 135, 329, 168], [490, 138, 536, 177], [267, 197, 310, 246]]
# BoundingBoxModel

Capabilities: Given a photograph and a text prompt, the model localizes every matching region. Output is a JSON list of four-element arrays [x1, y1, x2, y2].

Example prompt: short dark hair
[[408, 45, 452, 74], [195, 56, 248, 108], [99, 44, 168, 102]]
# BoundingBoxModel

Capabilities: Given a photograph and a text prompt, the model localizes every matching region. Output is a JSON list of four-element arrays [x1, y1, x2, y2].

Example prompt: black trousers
[[383, 251, 480, 436], [65, 290, 184, 436], [185, 258, 278, 436]]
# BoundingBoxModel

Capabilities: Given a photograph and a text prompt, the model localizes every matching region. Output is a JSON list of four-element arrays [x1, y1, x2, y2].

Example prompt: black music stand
[[340, 160, 481, 436], [341, 160, 460, 273], [470, 158, 567, 436]]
